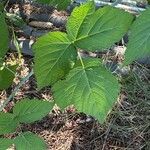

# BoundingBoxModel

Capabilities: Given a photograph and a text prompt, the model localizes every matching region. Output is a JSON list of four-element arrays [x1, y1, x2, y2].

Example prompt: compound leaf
[[0, 112, 18, 135], [124, 8, 150, 65], [0, 65, 17, 90], [67, 3, 133, 51], [13, 99, 54, 123], [0, 12, 9, 58], [14, 132, 47, 150], [33, 32, 77, 89], [0, 138, 13, 150], [53, 59, 120, 123]]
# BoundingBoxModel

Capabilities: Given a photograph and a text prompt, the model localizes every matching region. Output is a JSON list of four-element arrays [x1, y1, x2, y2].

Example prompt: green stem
[[0, 70, 34, 111], [77, 51, 85, 69], [12, 27, 22, 62]]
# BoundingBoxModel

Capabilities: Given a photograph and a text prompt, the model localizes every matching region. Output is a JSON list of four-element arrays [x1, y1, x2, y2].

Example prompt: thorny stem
[[0, 70, 34, 111]]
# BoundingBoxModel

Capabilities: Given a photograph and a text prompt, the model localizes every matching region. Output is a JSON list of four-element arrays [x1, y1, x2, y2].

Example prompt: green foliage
[[67, 2, 134, 51], [124, 8, 150, 65], [0, 132, 47, 150], [13, 99, 54, 123], [0, 10, 17, 91], [0, 99, 54, 135], [0, 138, 13, 150], [0, 2, 150, 146], [33, 32, 77, 89], [53, 58, 120, 123], [36, 0, 71, 10], [14, 132, 47, 150], [0, 99, 53, 149], [0, 65, 17, 90], [34, 2, 132, 122], [0, 112, 19, 134], [0, 12, 9, 58], [34, 2, 133, 123], [67, 1, 95, 41], [0, 2, 4, 11]]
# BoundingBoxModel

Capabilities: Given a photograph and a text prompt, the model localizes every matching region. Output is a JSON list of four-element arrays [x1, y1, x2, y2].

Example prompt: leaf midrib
[[75, 27, 116, 43]]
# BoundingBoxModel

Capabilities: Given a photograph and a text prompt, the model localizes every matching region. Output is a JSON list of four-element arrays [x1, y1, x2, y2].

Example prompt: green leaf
[[67, 3, 133, 51], [0, 65, 17, 90], [0, 12, 9, 58], [74, 57, 101, 68], [33, 32, 77, 89], [13, 99, 54, 123], [14, 132, 47, 150], [124, 8, 150, 65], [53, 59, 120, 123], [67, 1, 95, 41], [0, 138, 13, 150], [0, 112, 18, 135], [0, 2, 4, 11], [36, 0, 71, 10]]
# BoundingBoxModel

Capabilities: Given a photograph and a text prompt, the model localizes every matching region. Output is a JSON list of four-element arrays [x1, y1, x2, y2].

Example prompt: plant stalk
[[12, 27, 22, 63], [0, 70, 34, 111], [78, 51, 85, 69]]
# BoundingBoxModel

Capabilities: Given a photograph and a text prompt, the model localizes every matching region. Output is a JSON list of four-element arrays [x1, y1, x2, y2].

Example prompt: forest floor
[[0, 0, 150, 150], [3, 54, 150, 150]]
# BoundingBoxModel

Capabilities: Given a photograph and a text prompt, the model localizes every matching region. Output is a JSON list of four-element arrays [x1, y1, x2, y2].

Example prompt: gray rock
[[29, 13, 51, 22], [31, 29, 49, 37], [21, 25, 33, 36]]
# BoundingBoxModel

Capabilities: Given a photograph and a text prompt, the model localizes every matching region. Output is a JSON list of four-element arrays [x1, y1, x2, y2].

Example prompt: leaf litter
[[0, 52, 149, 150]]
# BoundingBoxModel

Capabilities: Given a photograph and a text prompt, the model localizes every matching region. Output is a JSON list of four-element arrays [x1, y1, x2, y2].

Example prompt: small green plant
[[0, 4, 20, 91], [33, 1, 150, 123], [0, 99, 54, 150], [0, 1, 26, 91], [33, 1, 133, 123], [0, 64, 17, 90]]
